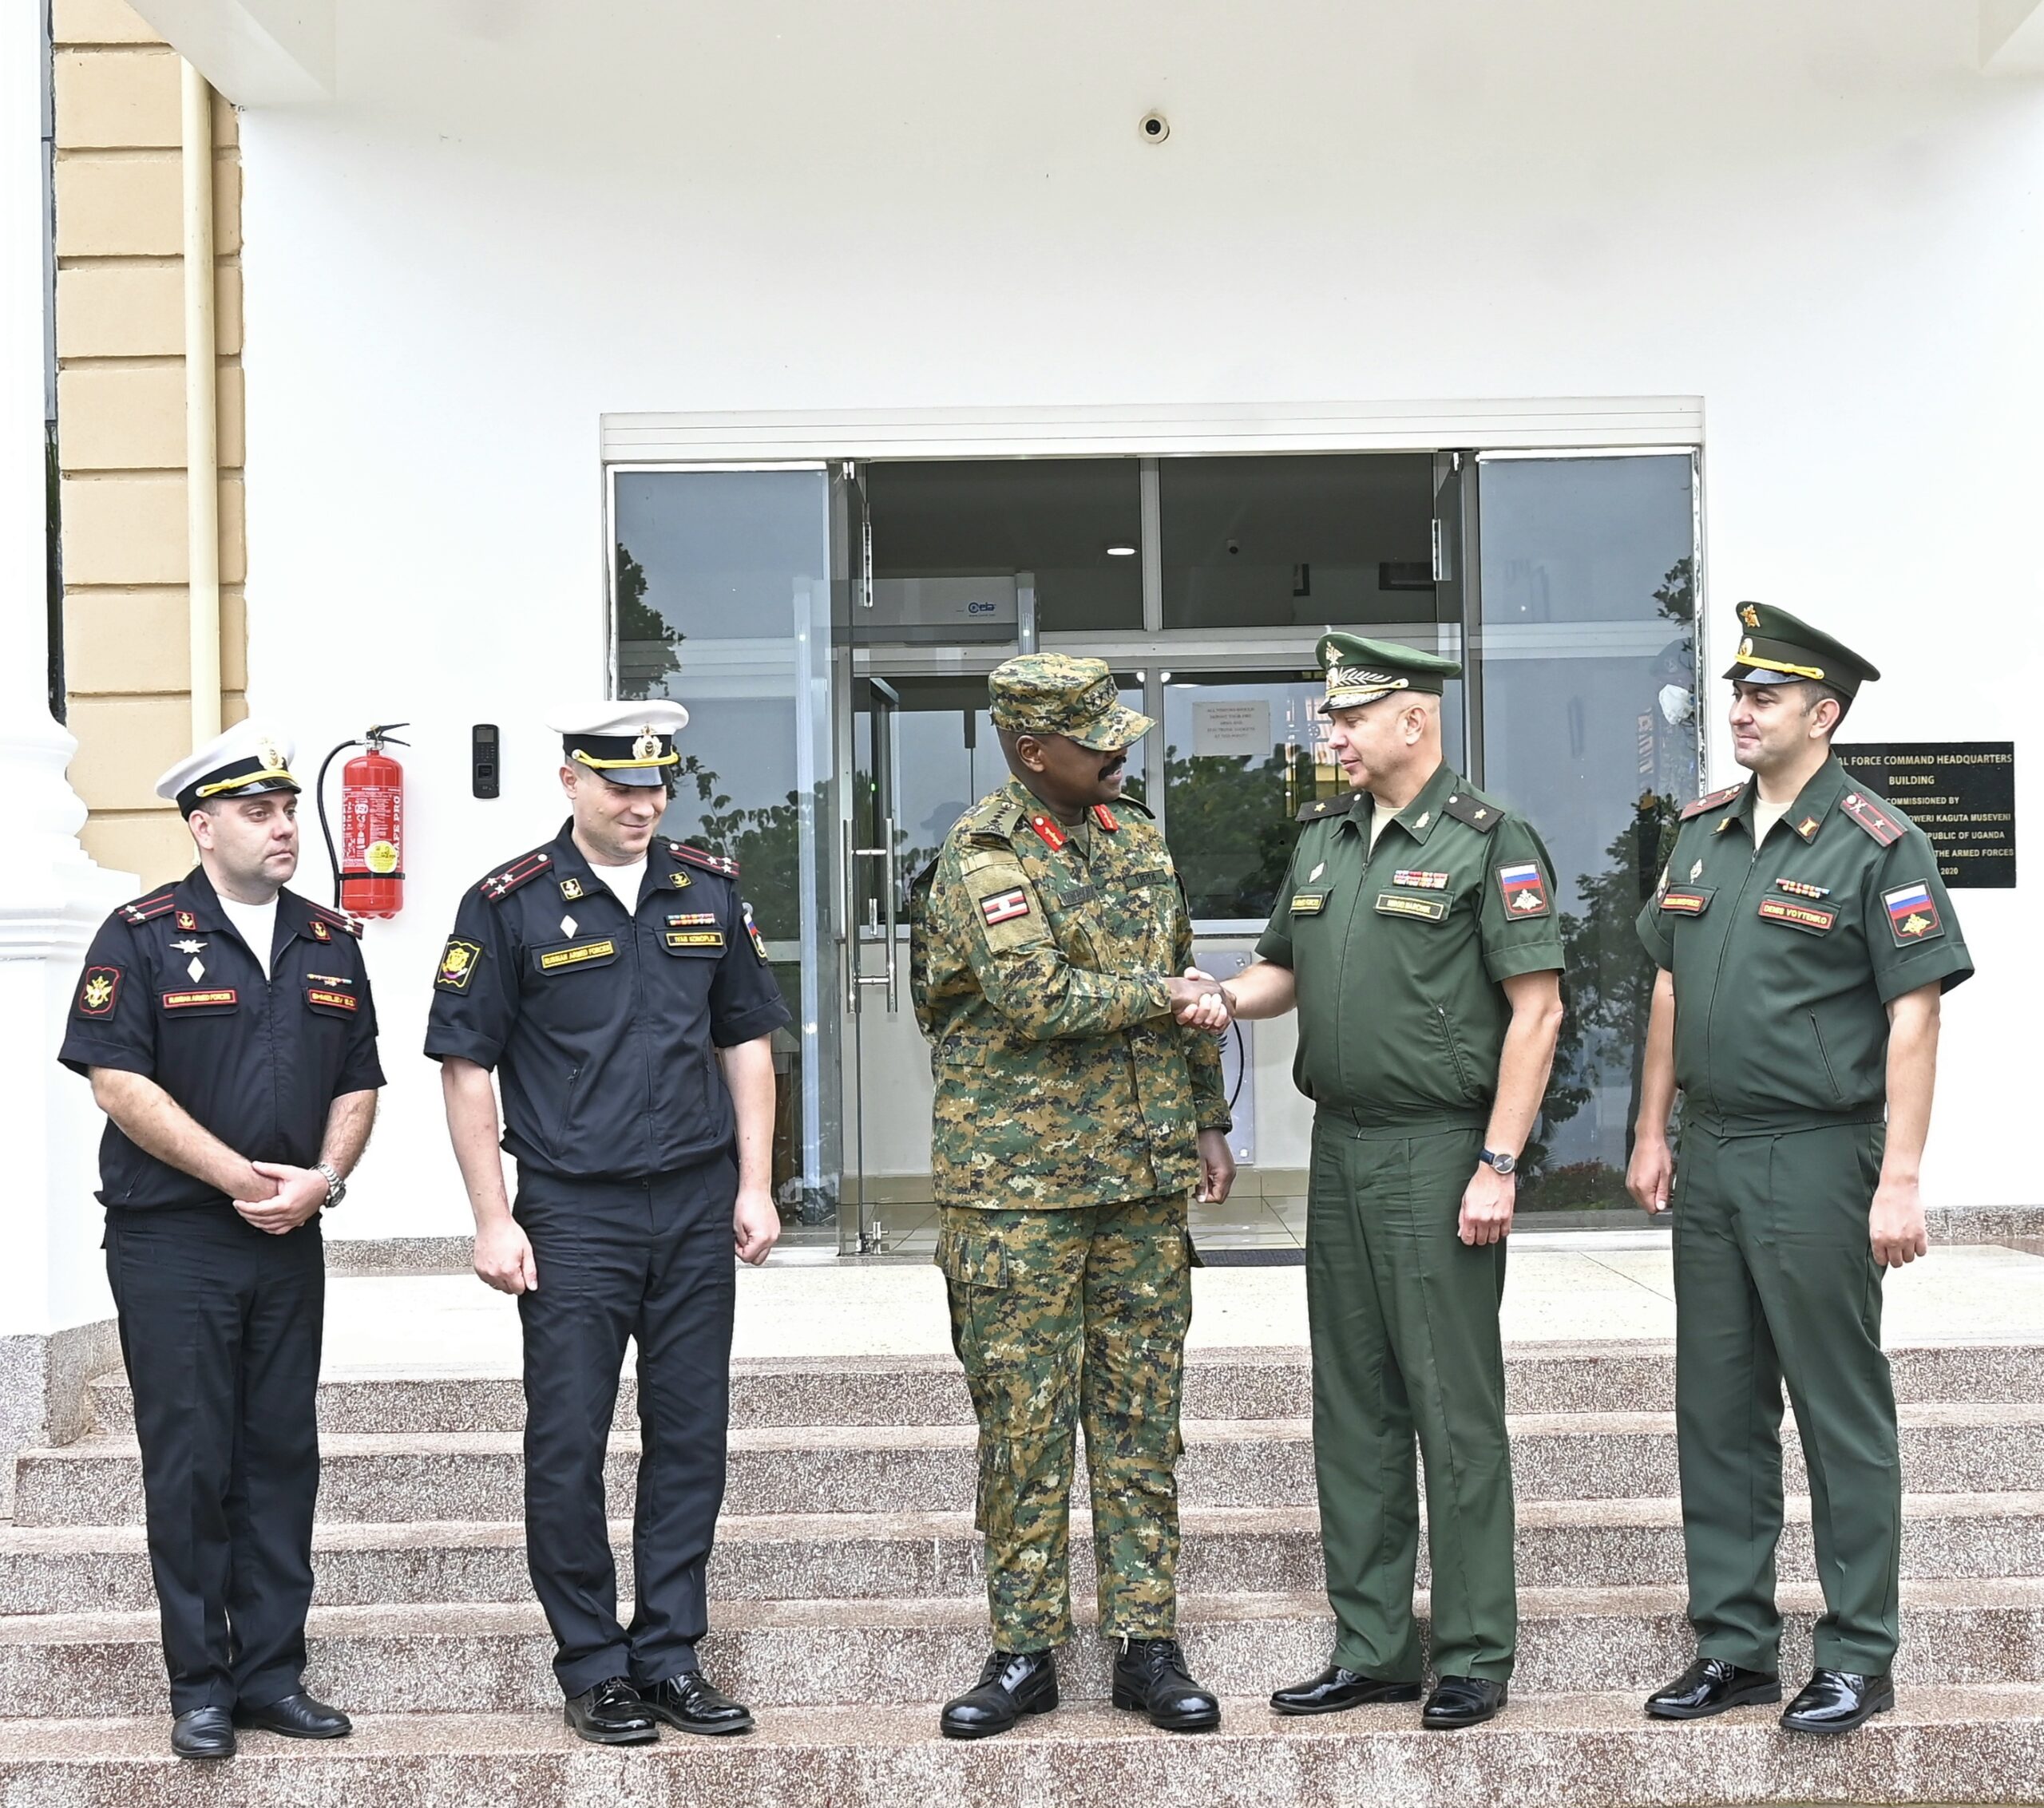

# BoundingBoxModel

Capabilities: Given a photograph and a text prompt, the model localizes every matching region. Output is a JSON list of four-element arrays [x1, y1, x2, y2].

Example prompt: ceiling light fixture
[[1107, 545, 1137, 556]]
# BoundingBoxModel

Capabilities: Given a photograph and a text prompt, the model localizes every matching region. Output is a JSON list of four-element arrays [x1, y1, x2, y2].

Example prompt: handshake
[[1167, 968, 1234, 1033]]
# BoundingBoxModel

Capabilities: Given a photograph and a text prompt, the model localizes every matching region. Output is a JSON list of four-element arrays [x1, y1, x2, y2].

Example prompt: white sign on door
[[1193, 699, 1271, 762]]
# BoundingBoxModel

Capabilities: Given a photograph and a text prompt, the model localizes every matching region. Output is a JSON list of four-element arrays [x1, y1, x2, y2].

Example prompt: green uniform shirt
[[912, 778, 1230, 1211], [1256, 763, 1565, 1128], [1636, 757, 1973, 1133]]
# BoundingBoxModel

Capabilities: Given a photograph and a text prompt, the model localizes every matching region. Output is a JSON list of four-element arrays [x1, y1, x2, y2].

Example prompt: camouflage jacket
[[910, 778, 1230, 1211]]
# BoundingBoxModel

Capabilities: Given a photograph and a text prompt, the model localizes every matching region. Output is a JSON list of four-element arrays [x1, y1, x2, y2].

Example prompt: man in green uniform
[[909, 655, 1235, 1741], [1628, 604, 1972, 1735], [1190, 634, 1566, 1731]]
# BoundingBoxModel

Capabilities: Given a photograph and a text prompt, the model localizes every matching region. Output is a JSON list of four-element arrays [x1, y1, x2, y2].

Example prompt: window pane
[[1159, 454, 1438, 631], [866, 459, 1143, 639], [1475, 454, 1699, 1216]]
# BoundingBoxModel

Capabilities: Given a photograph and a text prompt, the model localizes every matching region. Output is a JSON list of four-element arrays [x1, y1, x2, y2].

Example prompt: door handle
[[850, 821, 898, 1007]]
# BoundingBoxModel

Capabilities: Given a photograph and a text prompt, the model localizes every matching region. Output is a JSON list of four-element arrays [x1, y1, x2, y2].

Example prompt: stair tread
[[0, 1686, 2039, 1759], [6, 1490, 2044, 1558], [6, 1576, 2039, 1644], [26, 1397, 2044, 1464]]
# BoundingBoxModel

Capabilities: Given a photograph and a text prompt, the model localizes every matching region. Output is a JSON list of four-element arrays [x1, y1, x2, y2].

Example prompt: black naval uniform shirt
[[58, 868, 385, 1212], [423, 824, 791, 1180]]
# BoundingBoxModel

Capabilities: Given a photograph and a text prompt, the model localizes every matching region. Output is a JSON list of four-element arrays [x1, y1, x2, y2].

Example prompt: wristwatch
[[315, 1160, 347, 1209], [1479, 1148, 1517, 1177]]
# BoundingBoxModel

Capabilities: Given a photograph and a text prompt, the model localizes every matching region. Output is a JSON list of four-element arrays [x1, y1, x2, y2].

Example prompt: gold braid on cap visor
[[1733, 639, 1826, 682], [195, 766, 298, 797], [570, 747, 679, 771]]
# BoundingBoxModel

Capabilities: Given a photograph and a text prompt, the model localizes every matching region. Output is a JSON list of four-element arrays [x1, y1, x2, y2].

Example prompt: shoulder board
[[1111, 794, 1156, 821], [480, 849, 553, 901], [305, 900, 363, 939], [1295, 791, 1357, 824], [962, 793, 1026, 846], [1680, 783, 1744, 821], [1838, 787, 1904, 847], [118, 888, 180, 925], [665, 840, 739, 878], [1440, 789, 1504, 833]]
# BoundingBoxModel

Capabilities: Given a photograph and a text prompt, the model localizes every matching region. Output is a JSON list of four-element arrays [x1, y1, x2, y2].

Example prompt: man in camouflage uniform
[[910, 655, 1236, 1740]]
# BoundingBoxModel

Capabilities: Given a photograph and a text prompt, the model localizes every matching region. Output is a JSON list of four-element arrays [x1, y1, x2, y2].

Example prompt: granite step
[[19, 1403, 2044, 1527], [0, 1689, 2039, 1808], [79, 1339, 2044, 1436], [0, 1580, 2038, 1717], [0, 1690, 2038, 1808], [3, 1493, 2039, 1616]]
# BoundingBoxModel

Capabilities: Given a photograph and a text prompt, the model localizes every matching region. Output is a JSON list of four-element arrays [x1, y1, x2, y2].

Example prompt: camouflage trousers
[[936, 1194, 1194, 1651]]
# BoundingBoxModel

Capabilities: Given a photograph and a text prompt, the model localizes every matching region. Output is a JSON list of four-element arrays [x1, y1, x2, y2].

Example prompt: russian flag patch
[[1496, 860, 1550, 917], [980, 887, 1032, 927], [1883, 881, 1943, 944]]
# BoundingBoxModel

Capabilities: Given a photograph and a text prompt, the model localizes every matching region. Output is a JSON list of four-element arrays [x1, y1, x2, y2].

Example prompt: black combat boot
[[1111, 1636, 1221, 1732], [939, 1649, 1058, 1739]]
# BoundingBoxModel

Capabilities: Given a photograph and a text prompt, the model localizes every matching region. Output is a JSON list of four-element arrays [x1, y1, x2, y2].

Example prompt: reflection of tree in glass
[[1520, 554, 1696, 1212], [1163, 749, 1301, 919], [614, 544, 683, 698]]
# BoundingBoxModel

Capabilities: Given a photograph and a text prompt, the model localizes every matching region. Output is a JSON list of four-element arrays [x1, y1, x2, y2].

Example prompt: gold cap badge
[[632, 729, 662, 762], [1739, 603, 1760, 629]]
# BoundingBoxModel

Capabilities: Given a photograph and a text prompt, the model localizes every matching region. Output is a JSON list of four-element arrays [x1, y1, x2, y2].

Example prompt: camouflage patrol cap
[[988, 655, 1154, 752], [1316, 631, 1463, 714], [1723, 602, 1880, 699]]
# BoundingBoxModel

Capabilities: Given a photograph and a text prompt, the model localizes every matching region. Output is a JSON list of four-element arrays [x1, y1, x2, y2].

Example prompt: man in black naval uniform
[[59, 722, 382, 1761], [426, 702, 790, 1745]]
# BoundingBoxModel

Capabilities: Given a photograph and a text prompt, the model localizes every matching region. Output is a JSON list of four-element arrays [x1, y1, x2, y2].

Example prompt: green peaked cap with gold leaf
[[1315, 631, 1462, 714]]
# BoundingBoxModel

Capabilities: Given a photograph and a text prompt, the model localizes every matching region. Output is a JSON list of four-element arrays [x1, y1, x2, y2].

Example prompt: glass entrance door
[[608, 464, 845, 1249]]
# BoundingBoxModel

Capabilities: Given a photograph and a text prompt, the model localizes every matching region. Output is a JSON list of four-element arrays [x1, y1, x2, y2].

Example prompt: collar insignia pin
[[1690, 860, 1702, 880]]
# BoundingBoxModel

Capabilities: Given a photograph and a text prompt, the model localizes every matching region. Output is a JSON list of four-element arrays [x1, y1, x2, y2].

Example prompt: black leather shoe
[[232, 1691, 353, 1739], [638, 1671, 755, 1736], [1422, 1675, 1508, 1729], [1111, 1637, 1220, 1732], [170, 1707, 235, 1760], [1780, 1668, 1895, 1735], [1645, 1657, 1781, 1719], [564, 1677, 660, 1745], [939, 1649, 1058, 1740], [1270, 1664, 1424, 1715]]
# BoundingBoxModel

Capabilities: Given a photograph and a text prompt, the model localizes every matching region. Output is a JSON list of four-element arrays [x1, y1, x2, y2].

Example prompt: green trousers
[[1306, 1115, 1515, 1683], [1672, 1119, 1899, 1674], [936, 1194, 1193, 1650]]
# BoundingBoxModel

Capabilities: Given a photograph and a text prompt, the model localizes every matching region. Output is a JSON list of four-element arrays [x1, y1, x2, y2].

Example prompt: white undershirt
[[218, 893, 279, 979], [588, 857, 647, 913], [1753, 797, 1793, 845], [1368, 807, 1394, 853]]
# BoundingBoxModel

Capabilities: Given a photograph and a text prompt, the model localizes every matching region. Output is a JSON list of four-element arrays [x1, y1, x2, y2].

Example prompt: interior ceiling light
[[1106, 545, 1137, 556]]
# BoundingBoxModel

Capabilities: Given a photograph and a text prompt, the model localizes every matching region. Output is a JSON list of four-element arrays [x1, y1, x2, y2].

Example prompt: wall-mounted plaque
[[1834, 742, 2014, 888]]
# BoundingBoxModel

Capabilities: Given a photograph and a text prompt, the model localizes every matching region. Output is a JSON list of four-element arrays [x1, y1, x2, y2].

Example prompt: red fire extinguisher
[[318, 723, 409, 919]]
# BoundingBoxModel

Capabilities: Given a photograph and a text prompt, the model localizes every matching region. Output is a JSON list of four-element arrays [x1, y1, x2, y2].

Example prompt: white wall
[[232, 0, 2042, 1236]]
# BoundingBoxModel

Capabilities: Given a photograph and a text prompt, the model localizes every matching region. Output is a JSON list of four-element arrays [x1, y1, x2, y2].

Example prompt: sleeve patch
[[1883, 883, 1943, 944], [436, 937, 483, 991], [76, 966, 122, 1017], [1495, 860, 1551, 917], [980, 887, 1031, 927], [743, 902, 771, 963]]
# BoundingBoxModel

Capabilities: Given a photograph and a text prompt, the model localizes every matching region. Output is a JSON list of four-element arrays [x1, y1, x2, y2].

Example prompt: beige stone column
[[0, 1, 132, 1499]]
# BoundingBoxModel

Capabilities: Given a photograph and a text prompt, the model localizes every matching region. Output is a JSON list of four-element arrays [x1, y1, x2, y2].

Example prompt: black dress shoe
[[1270, 1664, 1424, 1715], [1111, 1637, 1220, 1732], [1645, 1657, 1781, 1720], [232, 1691, 353, 1739], [1422, 1675, 1508, 1729], [638, 1671, 755, 1736], [564, 1677, 660, 1746], [1780, 1668, 1895, 1735], [939, 1649, 1058, 1740], [170, 1707, 236, 1760]]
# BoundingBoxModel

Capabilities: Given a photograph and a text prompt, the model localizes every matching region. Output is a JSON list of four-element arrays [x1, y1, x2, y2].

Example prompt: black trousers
[[513, 1157, 738, 1696], [105, 1208, 325, 1715]]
